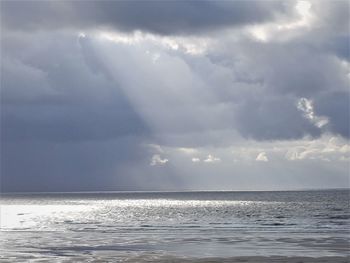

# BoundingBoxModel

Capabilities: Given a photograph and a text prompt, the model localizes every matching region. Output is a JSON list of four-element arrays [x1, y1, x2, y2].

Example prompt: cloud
[[203, 154, 221, 163], [284, 136, 350, 161], [256, 152, 269, 162], [247, 0, 314, 42], [152, 136, 349, 190], [2, 1, 348, 144], [297, 98, 329, 128], [176, 147, 199, 155], [1, 1, 349, 192], [150, 154, 169, 166], [1, 32, 150, 143], [192, 157, 201, 163], [2, 138, 170, 192], [145, 144, 165, 153], [1, 1, 288, 35], [234, 97, 322, 140], [314, 91, 350, 138]]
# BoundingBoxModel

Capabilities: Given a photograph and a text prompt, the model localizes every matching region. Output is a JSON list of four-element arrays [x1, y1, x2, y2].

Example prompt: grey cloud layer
[[1, 0, 349, 192], [2, 139, 183, 192], [209, 39, 349, 139], [1, 1, 288, 34], [2, 32, 150, 142]]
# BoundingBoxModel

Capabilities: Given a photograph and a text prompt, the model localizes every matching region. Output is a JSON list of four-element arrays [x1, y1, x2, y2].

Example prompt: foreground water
[[0, 190, 349, 262]]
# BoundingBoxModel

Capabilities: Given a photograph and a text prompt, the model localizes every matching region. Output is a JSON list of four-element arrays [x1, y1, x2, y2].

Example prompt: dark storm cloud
[[1, 0, 287, 35], [290, 0, 350, 62], [235, 97, 322, 141], [211, 38, 349, 97], [202, 9, 349, 140], [1, 139, 183, 192], [1, 0, 347, 144], [311, 0, 349, 35], [314, 91, 350, 138], [0, 31, 181, 192], [1, 32, 149, 142], [1, 0, 349, 192]]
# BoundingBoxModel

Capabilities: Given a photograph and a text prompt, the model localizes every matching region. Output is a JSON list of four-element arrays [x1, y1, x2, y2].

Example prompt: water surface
[[1, 190, 349, 261]]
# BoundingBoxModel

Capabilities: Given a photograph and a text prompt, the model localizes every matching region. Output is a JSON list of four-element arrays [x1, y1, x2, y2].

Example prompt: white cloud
[[176, 147, 199, 155], [297, 97, 329, 128], [248, 0, 314, 43], [98, 30, 210, 55], [192, 157, 201, 162], [150, 154, 168, 166], [256, 152, 269, 162], [78, 32, 86, 38], [203, 154, 221, 163], [277, 0, 313, 30], [285, 136, 350, 161]]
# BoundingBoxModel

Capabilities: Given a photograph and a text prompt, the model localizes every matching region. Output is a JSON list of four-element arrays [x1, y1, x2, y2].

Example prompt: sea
[[0, 190, 349, 262]]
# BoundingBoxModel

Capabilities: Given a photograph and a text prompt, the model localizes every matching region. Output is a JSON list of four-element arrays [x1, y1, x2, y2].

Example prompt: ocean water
[[0, 190, 349, 261]]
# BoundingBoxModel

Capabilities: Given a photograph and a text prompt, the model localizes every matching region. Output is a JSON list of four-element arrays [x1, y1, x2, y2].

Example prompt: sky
[[1, 0, 349, 192]]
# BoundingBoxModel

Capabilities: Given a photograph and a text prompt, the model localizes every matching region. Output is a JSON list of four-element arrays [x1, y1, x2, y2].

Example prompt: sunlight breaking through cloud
[[248, 0, 314, 42], [1, 0, 349, 191], [256, 152, 269, 162], [150, 154, 169, 166], [297, 98, 329, 128]]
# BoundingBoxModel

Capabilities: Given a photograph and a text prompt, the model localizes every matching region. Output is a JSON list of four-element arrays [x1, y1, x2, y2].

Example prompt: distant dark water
[[1, 190, 349, 261]]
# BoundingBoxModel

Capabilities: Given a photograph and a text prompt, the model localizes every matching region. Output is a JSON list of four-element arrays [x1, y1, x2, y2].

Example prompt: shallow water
[[0, 190, 349, 261]]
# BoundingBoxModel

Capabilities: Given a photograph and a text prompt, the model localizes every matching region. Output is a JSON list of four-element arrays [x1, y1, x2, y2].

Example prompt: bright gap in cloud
[[248, 0, 314, 42], [277, 0, 313, 30], [153, 135, 349, 164], [97, 30, 210, 55]]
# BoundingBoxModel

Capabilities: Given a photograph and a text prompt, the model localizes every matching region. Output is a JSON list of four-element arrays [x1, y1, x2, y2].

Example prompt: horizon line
[[1, 187, 349, 195]]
